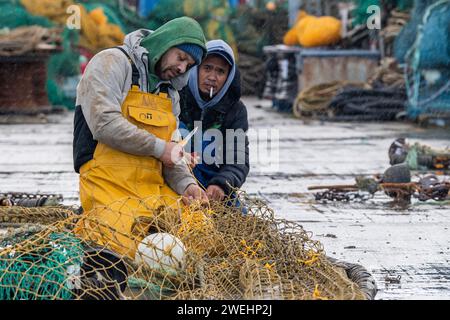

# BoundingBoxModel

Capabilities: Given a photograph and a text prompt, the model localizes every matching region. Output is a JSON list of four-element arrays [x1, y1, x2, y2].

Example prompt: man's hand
[[160, 142, 184, 167], [182, 184, 209, 205], [206, 185, 225, 202]]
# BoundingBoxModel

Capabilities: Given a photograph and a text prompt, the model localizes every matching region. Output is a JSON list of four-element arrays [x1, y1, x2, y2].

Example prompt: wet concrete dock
[[1, 97, 449, 299]]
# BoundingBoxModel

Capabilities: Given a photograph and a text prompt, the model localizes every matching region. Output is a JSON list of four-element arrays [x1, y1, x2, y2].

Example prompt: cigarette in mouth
[[210, 87, 213, 98]]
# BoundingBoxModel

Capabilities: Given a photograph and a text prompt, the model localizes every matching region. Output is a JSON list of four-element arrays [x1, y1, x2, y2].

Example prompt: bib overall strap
[[114, 46, 140, 88]]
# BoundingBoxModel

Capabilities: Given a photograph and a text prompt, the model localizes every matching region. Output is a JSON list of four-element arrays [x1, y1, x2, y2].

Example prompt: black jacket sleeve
[[208, 102, 250, 195]]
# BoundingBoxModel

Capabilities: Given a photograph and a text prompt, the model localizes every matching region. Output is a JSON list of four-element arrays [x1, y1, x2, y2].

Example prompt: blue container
[[228, 0, 239, 8], [138, 0, 160, 17]]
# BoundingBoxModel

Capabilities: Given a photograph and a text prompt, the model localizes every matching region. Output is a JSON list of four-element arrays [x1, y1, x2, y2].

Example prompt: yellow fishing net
[[0, 192, 369, 300], [20, 0, 124, 53]]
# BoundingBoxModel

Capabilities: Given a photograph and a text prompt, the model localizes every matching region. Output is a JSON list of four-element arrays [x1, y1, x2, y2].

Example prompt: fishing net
[[394, 0, 441, 64], [0, 1, 53, 29], [142, 0, 237, 52], [0, 1, 81, 110], [20, 0, 125, 53], [0, 191, 371, 300], [404, 0, 450, 120]]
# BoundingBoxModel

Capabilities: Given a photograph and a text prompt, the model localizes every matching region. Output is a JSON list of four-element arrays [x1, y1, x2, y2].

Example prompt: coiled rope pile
[[293, 57, 407, 120], [293, 81, 370, 119]]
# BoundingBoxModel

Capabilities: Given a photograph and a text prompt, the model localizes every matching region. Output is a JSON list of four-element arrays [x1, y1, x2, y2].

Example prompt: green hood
[[141, 17, 207, 82]]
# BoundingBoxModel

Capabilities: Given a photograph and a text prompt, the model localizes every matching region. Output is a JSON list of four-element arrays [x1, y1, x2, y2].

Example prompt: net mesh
[[404, 0, 450, 119], [0, 192, 366, 300]]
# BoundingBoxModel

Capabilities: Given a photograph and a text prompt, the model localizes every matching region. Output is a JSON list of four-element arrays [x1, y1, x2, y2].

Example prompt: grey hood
[[188, 39, 236, 109]]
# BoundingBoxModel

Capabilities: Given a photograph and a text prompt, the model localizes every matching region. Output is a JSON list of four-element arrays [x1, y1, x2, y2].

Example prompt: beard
[[155, 61, 175, 80], [161, 66, 179, 80]]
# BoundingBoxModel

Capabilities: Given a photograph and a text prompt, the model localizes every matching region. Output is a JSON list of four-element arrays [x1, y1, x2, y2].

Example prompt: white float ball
[[135, 233, 186, 272]]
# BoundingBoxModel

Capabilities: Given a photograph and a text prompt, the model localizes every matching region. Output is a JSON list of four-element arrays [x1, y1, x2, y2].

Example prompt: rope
[[0, 206, 77, 225], [293, 81, 371, 119], [0, 26, 60, 56], [381, 9, 411, 56], [368, 57, 406, 89]]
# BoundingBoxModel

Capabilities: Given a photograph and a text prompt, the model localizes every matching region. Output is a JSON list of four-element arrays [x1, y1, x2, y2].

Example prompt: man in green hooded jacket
[[73, 17, 209, 206]]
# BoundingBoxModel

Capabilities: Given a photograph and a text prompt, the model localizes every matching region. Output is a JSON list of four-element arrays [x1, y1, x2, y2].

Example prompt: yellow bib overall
[[75, 85, 181, 258]]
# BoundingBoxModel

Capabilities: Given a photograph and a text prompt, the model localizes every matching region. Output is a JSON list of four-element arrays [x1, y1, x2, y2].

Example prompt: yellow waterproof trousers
[[75, 85, 181, 258]]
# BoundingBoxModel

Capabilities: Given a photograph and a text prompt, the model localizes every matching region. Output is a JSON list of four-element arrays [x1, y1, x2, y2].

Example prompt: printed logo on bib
[[129, 106, 170, 127], [140, 113, 153, 120]]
